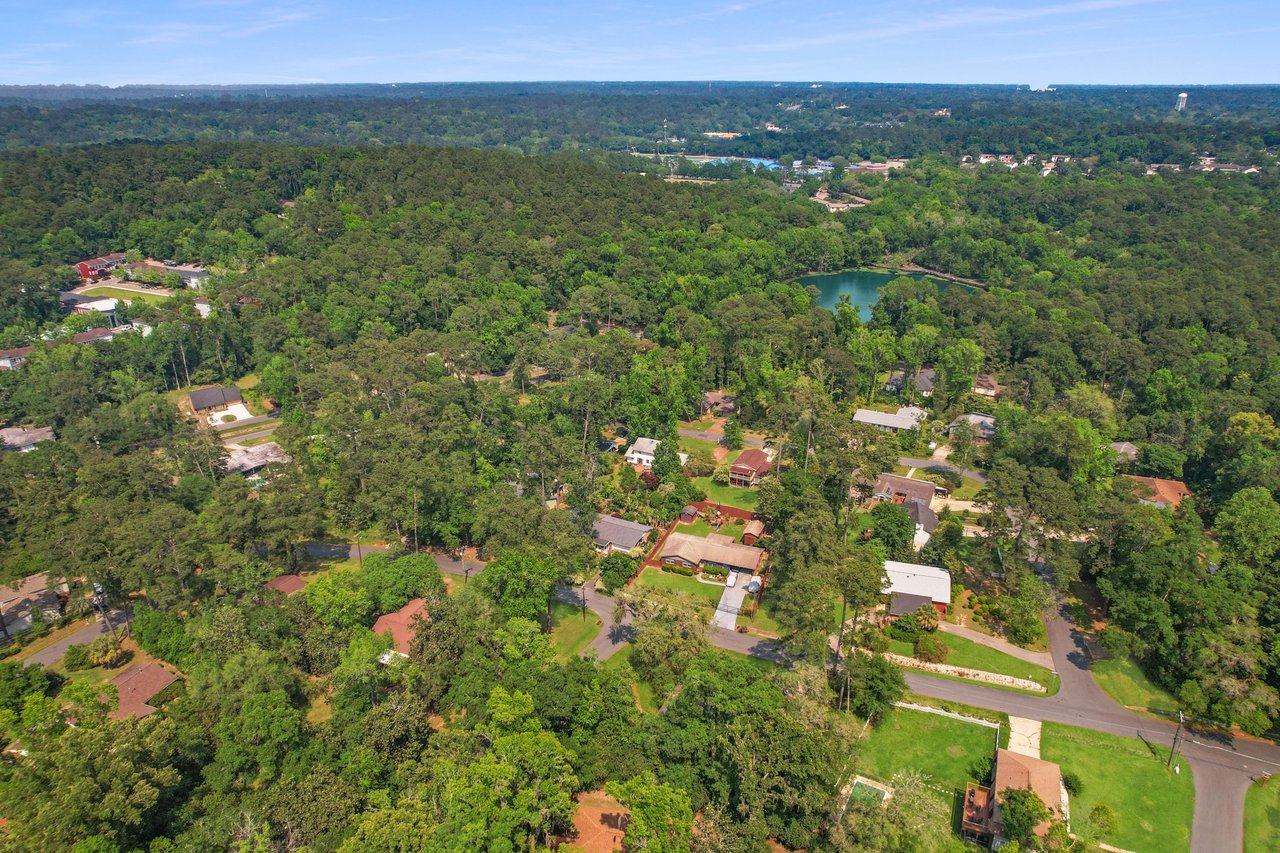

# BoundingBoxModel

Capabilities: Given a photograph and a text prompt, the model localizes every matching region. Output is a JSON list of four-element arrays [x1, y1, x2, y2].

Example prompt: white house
[[883, 560, 952, 615], [625, 437, 688, 469]]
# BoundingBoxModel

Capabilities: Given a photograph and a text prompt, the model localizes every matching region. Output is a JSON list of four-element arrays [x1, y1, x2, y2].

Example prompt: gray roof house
[[854, 406, 928, 432], [947, 412, 997, 441], [591, 514, 654, 554], [189, 385, 243, 412]]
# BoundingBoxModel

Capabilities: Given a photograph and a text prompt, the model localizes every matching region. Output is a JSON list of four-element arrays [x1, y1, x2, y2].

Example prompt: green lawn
[[80, 285, 168, 304], [742, 594, 845, 636], [889, 633, 1058, 693], [678, 418, 715, 431], [1245, 777, 1280, 853], [949, 475, 984, 501], [678, 435, 720, 457], [678, 518, 745, 542], [1092, 657, 1180, 715], [635, 566, 724, 609], [601, 646, 661, 713], [691, 477, 759, 510], [548, 600, 602, 660], [857, 705, 1003, 789], [1041, 722, 1194, 853], [926, 630, 1054, 691]]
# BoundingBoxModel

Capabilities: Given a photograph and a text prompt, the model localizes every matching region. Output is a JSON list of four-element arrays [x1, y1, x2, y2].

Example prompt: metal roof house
[[883, 560, 952, 614]]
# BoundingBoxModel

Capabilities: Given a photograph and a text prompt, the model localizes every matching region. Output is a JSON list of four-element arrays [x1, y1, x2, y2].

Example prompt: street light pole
[[1168, 710, 1185, 770]]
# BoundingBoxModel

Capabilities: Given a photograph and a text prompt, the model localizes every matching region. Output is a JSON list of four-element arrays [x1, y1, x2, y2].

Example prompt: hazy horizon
[[3, 0, 1277, 87]]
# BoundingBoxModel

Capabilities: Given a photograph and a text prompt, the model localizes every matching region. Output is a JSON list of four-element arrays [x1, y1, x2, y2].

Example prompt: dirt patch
[[713, 446, 729, 462], [569, 790, 628, 853]]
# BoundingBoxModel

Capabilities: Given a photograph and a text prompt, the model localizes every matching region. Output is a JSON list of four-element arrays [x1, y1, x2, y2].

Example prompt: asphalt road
[[22, 612, 125, 668], [431, 549, 1275, 850]]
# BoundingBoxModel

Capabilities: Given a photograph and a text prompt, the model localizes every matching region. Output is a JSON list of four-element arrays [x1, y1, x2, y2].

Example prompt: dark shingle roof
[[189, 385, 242, 411]]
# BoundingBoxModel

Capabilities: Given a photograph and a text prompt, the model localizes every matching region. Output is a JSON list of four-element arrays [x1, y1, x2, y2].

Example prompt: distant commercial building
[[1176, 92, 1188, 112]]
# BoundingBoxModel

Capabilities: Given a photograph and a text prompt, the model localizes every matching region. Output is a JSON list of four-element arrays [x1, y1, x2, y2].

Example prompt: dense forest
[[0, 93, 1277, 852], [2, 82, 1279, 165]]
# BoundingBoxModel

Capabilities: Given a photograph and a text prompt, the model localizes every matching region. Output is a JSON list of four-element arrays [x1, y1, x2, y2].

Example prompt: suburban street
[[428, 549, 1274, 850], [21, 611, 126, 669]]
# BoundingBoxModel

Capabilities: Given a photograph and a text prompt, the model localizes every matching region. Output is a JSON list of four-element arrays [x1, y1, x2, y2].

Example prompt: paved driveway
[[22, 612, 125, 668], [712, 581, 747, 630]]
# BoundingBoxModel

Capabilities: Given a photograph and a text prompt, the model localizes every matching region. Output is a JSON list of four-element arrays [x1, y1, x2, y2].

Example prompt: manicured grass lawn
[[1092, 656, 1179, 715], [678, 436, 720, 457], [635, 566, 723, 609], [949, 475, 984, 501], [857, 706, 1002, 790], [1041, 722, 1194, 853], [679, 419, 715, 431], [742, 593, 845, 636], [1245, 778, 1280, 853], [678, 518, 745, 542], [548, 600, 602, 660], [738, 597, 780, 634], [601, 646, 660, 713], [80, 285, 168, 304], [889, 633, 1058, 693], [691, 477, 758, 510], [237, 433, 279, 447]]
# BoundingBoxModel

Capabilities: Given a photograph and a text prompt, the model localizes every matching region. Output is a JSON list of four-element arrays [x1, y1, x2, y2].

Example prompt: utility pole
[[1168, 710, 1185, 770]]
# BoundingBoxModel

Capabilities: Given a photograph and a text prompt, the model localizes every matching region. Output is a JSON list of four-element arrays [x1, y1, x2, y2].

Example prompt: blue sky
[[1, 0, 1276, 86]]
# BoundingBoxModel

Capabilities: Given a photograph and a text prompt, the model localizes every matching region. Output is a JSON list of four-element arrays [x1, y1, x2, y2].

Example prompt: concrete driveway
[[712, 580, 747, 630]]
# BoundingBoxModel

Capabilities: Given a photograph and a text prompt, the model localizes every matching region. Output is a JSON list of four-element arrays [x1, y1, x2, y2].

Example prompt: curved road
[[431, 550, 1273, 851]]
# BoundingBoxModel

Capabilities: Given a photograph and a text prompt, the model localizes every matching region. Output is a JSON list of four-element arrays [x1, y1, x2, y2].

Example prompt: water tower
[[1175, 92, 1188, 112]]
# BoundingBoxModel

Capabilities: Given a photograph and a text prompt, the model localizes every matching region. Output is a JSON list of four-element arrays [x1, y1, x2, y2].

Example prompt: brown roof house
[[741, 519, 766, 545], [1126, 475, 1190, 510], [373, 598, 428, 661], [660, 532, 765, 574], [264, 574, 307, 595], [728, 448, 772, 488], [110, 661, 180, 720], [963, 748, 1067, 845], [0, 572, 69, 639], [701, 391, 737, 416]]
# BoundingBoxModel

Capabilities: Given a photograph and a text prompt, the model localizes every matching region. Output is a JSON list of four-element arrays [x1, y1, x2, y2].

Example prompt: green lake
[[800, 269, 941, 321]]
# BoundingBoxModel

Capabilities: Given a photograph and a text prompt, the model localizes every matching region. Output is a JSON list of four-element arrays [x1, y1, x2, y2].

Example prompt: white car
[[725, 572, 737, 588]]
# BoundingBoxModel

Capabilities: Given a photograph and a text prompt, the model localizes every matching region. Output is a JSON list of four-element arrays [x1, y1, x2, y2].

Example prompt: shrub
[[599, 553, 639, 593], [662, 564, 695, 577], [888, 617, 922, 643], [63, 644, 91, 671], [87, 635, 122, 668], [711, 462, 731, 486], [913, 634, 949, 663], [969, 752, 994, 785], [1088, 803, 1118, 836], [1062, 770, 1083, 796]]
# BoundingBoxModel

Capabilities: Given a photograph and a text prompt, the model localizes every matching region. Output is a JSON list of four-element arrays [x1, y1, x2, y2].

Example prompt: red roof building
[[110, 661, 179, 720], [1126, 475, 1190, 510], [728, 449, 772, 488], [74, 253, 127, 280], [373, 598, 429, 655], [264, 574, 307, 595]]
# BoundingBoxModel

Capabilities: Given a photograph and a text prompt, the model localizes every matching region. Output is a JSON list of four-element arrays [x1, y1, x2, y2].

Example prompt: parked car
[[725, 572, 737, 588]]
